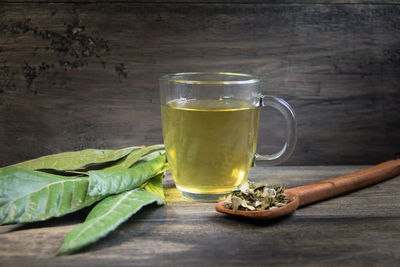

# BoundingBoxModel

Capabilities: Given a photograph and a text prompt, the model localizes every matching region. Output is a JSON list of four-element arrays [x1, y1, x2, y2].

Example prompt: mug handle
[[255, 95, 297, 166]]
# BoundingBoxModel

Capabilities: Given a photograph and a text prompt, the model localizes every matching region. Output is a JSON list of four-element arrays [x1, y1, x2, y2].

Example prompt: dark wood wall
[[1, 0, 399, 166]]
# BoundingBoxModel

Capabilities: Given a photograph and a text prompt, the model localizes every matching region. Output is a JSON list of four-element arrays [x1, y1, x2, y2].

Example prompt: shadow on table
[[70, 203, 167, 255], [211, 211, 296, 227]]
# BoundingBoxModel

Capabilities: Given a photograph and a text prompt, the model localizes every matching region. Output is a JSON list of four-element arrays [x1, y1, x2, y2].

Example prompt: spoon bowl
[[216, 191, 299, 220], [215, 159, 400, 220]]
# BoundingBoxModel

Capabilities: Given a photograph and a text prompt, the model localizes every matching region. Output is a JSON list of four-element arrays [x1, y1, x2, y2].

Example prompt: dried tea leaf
[[231, 196, 242, 211], [239, 182, 250, 194], [254, 200, 263, 207], [224, 181, 292, 211], [253, 183, 265, 190], [241, 200, 255, 211]]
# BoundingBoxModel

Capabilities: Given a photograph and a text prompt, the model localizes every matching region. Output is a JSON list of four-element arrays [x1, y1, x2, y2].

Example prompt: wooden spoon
[[216, 159, 400, 220]]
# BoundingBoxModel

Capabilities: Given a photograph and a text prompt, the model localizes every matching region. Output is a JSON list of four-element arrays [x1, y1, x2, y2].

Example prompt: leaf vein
[[2, 177, 84, 213]]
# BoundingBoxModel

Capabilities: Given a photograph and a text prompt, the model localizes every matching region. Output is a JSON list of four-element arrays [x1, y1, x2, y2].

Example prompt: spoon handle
[[285, 159, 400, 207]]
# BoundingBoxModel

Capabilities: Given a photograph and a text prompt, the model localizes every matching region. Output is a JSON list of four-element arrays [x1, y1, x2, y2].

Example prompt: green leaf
[[143, 173, 165, 201], [0, 167, 101, 225], [12, 146, 141, 171], [88, 154, 168, 197], [56, 188, 163, 255], [104, 144, 165, 171], [135, 150, 166, 164]]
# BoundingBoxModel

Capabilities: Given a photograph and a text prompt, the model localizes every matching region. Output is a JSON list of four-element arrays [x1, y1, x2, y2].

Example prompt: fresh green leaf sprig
[[0, 145, 169, 255]]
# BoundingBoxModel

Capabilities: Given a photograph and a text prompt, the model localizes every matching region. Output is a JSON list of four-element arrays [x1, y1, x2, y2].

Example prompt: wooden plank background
[[1, 1, 399, 166]]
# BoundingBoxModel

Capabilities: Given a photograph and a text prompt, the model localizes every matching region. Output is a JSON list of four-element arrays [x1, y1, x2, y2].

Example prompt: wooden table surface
[[1, 166, 399, 266]]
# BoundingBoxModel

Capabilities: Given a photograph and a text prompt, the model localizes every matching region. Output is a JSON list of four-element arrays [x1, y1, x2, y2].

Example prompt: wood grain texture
[[0, 2, 400, 166], [0, 166, 399, 265], [3, 1, 400, 4]]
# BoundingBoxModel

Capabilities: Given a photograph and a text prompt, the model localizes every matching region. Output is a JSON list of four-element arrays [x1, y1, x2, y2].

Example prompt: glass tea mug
[[160, 72, 296, 201]]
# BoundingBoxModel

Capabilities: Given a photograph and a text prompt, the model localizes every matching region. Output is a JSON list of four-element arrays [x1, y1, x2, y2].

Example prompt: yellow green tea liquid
[[161, 99, 260, 201]]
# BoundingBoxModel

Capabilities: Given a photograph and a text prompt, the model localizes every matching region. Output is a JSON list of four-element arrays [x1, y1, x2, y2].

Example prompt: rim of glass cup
[[160, 72, 260, 85]]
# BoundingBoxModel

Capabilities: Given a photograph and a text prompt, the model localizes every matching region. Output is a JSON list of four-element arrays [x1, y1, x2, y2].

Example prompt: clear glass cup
[[160, 72, 296, 201]]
